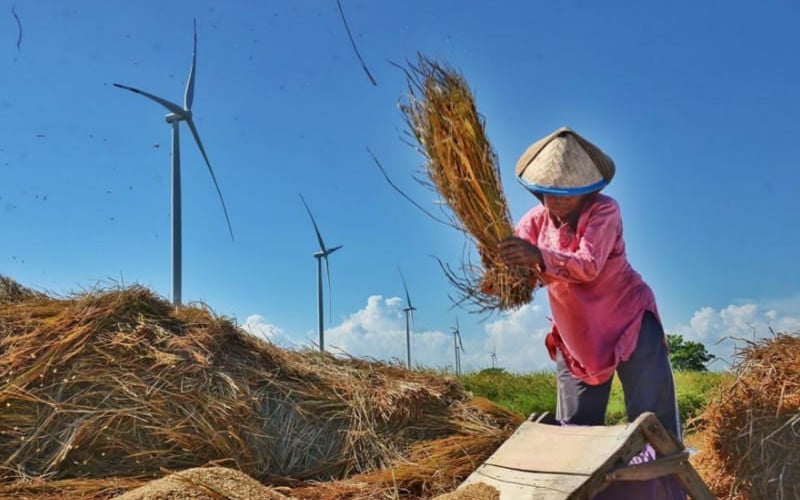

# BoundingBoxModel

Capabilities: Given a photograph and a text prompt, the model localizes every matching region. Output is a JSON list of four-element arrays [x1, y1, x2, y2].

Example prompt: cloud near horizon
[[243, 294, 800, 373], [670, 294, 800, 369], [241, 314, 297, 348]]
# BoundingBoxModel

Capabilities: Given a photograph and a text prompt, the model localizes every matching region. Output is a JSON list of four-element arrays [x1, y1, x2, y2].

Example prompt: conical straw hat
[[515, 127, 615, 195]]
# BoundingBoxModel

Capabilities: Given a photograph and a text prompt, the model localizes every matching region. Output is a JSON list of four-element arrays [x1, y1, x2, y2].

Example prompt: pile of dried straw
[[691, 332, 800, 499], [0, 275, 45, 305], [0, 277, 521, 499], [398, 55, 537, 313]]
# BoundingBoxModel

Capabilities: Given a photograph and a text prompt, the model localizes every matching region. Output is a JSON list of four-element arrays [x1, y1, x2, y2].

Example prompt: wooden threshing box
[[459, 412, 713, 499]]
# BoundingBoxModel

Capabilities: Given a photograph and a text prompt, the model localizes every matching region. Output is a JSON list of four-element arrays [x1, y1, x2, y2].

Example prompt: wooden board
[[459, 412, 715, 499], [461, 463, 587, 499], [483, 418, 646, 475]]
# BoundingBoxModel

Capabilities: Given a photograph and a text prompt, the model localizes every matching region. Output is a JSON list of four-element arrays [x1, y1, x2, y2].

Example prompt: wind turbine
[[451, 318, 465, 376], [490, 342, 499, 369], [299, 194, 342, 352], [113, 19, 233, 307], [399, 269, 416, 369]]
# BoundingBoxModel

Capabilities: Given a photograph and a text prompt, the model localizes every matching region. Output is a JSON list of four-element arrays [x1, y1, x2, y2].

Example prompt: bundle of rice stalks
[[691, 332, 800, 499], [0, 281, 521, 499], [398, 55, 537, 312]]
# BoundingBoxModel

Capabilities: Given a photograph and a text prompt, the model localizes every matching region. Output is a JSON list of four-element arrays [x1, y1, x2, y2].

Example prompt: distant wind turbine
[[490, 342, 498, 369], [451, 318, 465, 376], [399, 269, 416, 369], [113, 19, 233, 307], [299, 194, 342, 352]]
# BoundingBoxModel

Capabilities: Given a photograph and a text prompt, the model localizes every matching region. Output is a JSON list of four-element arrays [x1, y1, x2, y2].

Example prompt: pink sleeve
[[539, 201, 621, 283]]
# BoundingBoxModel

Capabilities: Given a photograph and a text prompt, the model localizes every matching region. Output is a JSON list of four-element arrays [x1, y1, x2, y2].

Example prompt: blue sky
[[2, 1, 798, 373]]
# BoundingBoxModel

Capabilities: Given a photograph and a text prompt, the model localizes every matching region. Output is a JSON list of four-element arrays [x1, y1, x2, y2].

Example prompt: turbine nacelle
[[316, 245, 342, 258], [165, 110, 191, 123]]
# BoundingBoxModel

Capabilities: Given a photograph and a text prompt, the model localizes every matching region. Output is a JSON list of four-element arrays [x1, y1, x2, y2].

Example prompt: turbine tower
[[451, 318, 465, 376], [114, 19, 233, 306], [490, 342, 498, 369], [300, 194, 342, 351], [399, 269, 416, 369]]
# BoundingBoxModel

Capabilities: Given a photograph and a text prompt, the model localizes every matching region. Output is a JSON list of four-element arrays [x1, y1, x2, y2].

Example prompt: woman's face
[[542, 194, 585, 219]]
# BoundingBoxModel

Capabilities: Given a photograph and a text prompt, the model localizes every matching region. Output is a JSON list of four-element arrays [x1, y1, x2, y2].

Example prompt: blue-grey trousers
[[555, 311, 680, 436], [555, 311, 685, 499]]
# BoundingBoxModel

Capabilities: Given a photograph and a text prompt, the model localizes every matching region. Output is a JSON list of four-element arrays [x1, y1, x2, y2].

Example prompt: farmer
[[499, 127, 685, 498]]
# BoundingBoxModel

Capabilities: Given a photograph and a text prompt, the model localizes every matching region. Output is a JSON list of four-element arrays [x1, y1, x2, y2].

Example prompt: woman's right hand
[[498, 237, 543, 270]]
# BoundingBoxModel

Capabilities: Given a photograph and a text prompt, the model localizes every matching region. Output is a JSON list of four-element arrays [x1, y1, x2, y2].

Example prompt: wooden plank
[[638, 413, 683, 455], [638, 414, 716, 500], [485, 414, 648, 476], [605, 451, 689, 481], [676, 468, 716, 500], [461, 463, 588, 499]]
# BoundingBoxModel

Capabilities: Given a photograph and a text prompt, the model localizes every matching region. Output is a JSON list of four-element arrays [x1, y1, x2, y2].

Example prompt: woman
[[499, 127, 685, 498]]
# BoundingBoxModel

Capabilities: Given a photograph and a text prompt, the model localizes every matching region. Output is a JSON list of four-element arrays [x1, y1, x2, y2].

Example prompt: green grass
[[458, 368, 730, 431], [459, 368, 557, 419], [673, 370, 732, 421]]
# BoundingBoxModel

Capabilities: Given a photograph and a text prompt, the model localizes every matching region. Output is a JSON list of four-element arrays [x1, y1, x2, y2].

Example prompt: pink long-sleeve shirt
[[515, 194, 658, 385]]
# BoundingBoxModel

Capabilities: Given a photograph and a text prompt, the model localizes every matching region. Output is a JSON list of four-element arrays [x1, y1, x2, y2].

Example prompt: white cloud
[[477, 302, 554, 373], [671, 295, 800, 368], [240, 295, 556, 374], [325, 295, 453, 369], [241, 314, 297, 348], [326, 295, 556, 374], [243, 293, 800, 374]]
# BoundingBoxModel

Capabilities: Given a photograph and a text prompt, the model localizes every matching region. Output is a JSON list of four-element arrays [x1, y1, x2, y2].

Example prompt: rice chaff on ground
[[396, 55, 538, 313], [690, 331, 800, 499], [0, 277, 521, 499]]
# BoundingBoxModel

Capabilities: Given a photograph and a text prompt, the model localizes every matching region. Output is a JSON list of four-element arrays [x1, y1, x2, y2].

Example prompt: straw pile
[[691, 332, 800, 499], [0, 275, 45, 305], [0, 277, 522, 499], [398, 55, 537, 313]]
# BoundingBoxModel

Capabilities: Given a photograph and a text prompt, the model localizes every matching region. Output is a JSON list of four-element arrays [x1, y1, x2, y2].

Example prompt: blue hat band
[[516, 177, 608, 196]]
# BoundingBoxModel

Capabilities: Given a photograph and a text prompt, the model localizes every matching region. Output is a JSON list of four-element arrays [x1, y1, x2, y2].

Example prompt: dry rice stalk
[[691, 331, 800, 499], [0, 281, 521, 499], [0, 476, 142, 500], [0, 274, 46, 305], [290, 397, 522, 499], [398, 55, 537, 313]]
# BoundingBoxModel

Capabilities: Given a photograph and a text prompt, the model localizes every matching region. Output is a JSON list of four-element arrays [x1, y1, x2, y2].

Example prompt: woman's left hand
[[498, 237, 543, 270]]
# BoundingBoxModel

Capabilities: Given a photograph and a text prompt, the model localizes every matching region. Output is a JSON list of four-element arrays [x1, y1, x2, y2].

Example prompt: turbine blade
[[398, 268, 413, 309], [113, 83, 186, 116], [327, 245, 343, 255], [299, 193, 327, 252], [185, 118, 234, 241], [184, 18, 197, 110], [454, 318, 464, 351]]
